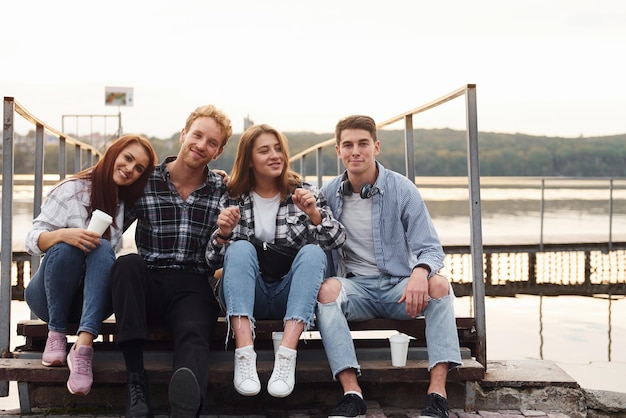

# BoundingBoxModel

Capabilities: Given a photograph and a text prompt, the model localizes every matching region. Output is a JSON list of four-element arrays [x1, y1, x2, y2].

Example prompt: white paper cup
[[272, 332, 283, 353], [87, 209, 113, 236], [389, 333, 410, 367]]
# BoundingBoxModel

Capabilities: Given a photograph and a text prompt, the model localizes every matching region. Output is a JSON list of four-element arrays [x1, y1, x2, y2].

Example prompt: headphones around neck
[[341, 180, 377, 199]]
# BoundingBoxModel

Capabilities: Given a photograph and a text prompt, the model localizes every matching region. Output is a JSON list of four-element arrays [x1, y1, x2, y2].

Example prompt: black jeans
[[110, 253, 220, 398]]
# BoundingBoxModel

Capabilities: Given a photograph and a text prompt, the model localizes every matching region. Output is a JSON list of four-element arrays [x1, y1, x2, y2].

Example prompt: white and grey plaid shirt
[[25, 178, 125, 256]]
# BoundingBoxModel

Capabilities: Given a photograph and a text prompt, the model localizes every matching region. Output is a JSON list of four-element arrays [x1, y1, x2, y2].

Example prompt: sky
[[1, 0, 625, 140]]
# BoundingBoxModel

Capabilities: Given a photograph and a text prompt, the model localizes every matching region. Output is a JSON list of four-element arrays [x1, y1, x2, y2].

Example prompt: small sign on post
[[105, 86, 134, 107]]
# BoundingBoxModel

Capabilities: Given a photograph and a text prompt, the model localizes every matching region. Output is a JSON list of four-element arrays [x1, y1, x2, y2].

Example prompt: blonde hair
[[184, 104, 233, 149]]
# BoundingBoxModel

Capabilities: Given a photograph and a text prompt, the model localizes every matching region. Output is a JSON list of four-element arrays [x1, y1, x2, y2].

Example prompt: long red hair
[[70, 134, 157, 238]]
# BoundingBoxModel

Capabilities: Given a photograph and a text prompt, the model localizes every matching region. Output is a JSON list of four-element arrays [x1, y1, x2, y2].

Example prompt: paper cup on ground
[[87, 209, 113, 236], [389, 333, 410, 367], [272, 332, 283, 352]]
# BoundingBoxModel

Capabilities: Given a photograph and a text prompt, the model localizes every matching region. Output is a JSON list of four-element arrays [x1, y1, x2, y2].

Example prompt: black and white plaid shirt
[[125, 156, 226, 276], [205, 183, 345, 271]]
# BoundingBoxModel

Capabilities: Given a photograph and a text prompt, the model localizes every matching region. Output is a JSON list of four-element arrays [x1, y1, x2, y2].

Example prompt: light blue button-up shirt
[[321, 162, 444, 280]]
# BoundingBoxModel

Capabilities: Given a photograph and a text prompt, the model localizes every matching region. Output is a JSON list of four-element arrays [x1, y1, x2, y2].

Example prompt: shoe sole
[[329, 415, 366, 418], [169, 367, 201, 418], [42, 358, 66, 367], [267, 381, 294, 398], [234, 380, 261, 396]]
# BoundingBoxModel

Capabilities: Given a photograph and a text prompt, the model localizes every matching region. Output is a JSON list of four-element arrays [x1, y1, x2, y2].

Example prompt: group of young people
[[25, 105, 461, 418]]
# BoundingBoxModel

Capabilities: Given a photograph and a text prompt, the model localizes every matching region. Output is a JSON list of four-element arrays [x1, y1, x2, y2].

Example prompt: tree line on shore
[[6, 128, 626, 177]]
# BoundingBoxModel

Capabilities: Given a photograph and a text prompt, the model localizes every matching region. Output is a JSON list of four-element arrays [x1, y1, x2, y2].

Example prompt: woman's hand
[[292, 188, 322, 225], [38, 228, 102, 253], [216, 206, 240, 238], [65, 229, 102, 252]]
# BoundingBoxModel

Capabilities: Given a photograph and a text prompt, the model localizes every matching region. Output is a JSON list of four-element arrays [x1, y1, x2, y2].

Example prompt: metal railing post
[[74, 144, 81, 174], [539, 178, 546, 251], [316, 147, 323, 189], [299, 155, 306, 180], [465, 85, 486, 367], [608, 178, 614, 251], [1, 98, 16, 397], [33, 124, 45, 218], [59, 136, 67, 180], [404, 115, 415, 182]]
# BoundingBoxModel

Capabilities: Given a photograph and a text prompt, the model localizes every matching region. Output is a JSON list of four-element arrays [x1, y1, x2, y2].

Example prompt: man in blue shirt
[[317, 115, 462, 418], [110, 105, 233, 418]]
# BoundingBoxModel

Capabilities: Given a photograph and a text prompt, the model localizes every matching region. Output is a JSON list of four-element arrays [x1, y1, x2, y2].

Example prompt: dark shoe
[[328, 393, 366, 418], [125, 370, 153, 418], [169, 367, 201, 418], [420, 393, 449, 418]]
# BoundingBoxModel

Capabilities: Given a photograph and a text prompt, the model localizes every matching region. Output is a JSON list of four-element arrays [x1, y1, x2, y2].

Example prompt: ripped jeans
[[219, 240, 326, 340], [315, 274, 463, 379]]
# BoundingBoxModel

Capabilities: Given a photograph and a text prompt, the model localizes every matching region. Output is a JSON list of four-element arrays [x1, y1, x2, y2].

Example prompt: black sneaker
[[328, 393, 367, 418], [168, 367, 201, 418], [420, 393, 449, 418]]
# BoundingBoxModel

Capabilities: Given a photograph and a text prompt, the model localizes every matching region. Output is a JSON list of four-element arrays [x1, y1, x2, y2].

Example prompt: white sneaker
[[233, 345, 260, 396], [267, 346, 297, 398]]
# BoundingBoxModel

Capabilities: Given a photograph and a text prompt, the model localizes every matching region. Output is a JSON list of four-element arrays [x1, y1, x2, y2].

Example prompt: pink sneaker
[[41, 330, 67, 367], [66, 343, 94, 395]]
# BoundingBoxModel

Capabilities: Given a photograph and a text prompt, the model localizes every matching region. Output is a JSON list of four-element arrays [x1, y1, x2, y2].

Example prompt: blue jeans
[[219, 240, 326, 339], [25, 241, 115, 336], [315, 274, 463, 379]]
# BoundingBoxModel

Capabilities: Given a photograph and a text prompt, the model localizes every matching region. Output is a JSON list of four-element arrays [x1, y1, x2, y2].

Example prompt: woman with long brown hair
[[25, 134, 157, 396], [206, 124, 345, 399]]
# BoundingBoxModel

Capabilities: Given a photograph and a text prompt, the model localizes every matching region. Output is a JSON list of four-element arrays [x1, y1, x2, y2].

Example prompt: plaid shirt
[[25, 178, 125, 256], [205, 182, 345, 271], [125, 156, 226, 276]]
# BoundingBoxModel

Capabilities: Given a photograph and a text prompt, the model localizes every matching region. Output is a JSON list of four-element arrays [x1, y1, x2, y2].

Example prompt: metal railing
[[1, 96, 102, 397], [289, 84, 486, 367]]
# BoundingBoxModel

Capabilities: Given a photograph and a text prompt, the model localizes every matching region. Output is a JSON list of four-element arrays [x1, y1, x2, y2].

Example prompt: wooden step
[[16, 317, 479, 355], [1, 347, 483, 384]]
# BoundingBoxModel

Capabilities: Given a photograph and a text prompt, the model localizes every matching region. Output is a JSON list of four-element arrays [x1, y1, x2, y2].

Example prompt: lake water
[[5, 176, 626, 249], [1, 177, 626, 410]]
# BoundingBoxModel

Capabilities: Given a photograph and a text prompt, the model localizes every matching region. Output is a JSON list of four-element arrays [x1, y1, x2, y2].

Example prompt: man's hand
[[398, 266, 430, 317], [213, 169, 230, 186]]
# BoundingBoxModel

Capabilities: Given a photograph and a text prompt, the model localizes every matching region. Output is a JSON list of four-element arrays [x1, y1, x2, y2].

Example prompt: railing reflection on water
[[536, 294, 622, 362]]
